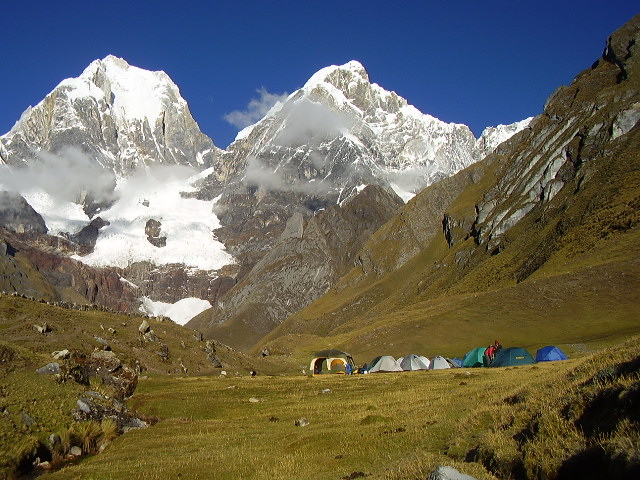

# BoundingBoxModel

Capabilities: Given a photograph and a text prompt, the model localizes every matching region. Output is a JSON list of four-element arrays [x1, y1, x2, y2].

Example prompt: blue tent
[[490, 347, 535, 367], [535, 346, 568, 362]]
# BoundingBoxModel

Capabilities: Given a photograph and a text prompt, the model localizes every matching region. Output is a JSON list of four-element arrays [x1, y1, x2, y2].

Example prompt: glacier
[[72, 166, 234, 270]]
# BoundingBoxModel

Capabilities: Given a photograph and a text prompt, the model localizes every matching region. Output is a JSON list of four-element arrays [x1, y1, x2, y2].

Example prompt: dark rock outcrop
[[145, 218, 166, 247], [61, 217, 109, 255], [0, 191, 48, 234], [0, 229, 139, 310]]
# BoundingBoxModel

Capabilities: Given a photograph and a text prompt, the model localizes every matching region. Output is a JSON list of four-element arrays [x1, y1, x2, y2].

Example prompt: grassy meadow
[[35, 335, 639, 480]]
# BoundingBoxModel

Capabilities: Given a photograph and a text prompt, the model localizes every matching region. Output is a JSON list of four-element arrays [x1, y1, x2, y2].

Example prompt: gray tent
[[368, 355, 403, 373], [428, 356, 451, 370], [400, 354, 430, 371]]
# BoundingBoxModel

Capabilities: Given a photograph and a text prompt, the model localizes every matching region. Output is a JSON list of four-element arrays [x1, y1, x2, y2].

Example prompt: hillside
[[257, 14, 640, 363], [0, 293, 296, 478]]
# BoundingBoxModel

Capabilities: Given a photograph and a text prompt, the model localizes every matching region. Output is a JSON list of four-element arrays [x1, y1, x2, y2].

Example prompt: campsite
[[34, 335, 639, 480], [309, 343, 565, 376], [0, 292, 637, 479]]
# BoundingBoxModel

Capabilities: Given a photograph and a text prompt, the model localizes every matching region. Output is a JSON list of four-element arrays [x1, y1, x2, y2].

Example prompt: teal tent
[[490, 347, 534, 367], [535, 346, 568, 362], [461, 347, 486, 368]]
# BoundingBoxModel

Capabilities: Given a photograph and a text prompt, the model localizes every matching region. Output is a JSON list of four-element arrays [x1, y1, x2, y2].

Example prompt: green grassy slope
[[0, 295, 299, 478]]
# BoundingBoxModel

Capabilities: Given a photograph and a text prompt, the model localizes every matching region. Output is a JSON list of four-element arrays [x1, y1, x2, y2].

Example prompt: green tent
[[489, 347, 534, 367], [461, 347, 486, 368]]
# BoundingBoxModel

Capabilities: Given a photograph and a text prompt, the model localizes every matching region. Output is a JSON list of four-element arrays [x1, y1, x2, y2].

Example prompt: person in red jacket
[[485, 345, 497, 361], [483, 344, 498, 366]]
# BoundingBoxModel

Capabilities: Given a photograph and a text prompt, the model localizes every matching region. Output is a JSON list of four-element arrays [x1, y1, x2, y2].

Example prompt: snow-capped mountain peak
[[303, 60, 370, 92], [1, 55, 219, 177], [61, 55, 187, 125], [217, 60, 491, 203], [476, 117, 534, 157]]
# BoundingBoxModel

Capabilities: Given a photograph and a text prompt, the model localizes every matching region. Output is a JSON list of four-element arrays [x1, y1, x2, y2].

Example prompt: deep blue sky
[[1, 1, 637, 148]]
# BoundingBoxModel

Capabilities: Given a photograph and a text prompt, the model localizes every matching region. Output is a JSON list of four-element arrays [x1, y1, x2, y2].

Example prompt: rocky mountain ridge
[[189, 184, 405, 350], [0, 55, 529, 335]]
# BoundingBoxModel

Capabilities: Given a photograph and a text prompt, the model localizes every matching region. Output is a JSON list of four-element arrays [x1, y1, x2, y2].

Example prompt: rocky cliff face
[[471, 18, 640, 255], [0, 229, 140, 309], [189, 185, 404, 349]]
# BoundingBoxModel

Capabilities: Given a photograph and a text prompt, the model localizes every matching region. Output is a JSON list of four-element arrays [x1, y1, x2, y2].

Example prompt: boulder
[[428, 466, 477, 480], [295, 417, 309, 427], [21, 411, 35, 426], [52, 349, 71, 360], [36, 362, 61, 375], [69, 446, 82, 457], [144, 330, 159, 343], [138, 319, 150, 334], [33, 322, 52, 334]]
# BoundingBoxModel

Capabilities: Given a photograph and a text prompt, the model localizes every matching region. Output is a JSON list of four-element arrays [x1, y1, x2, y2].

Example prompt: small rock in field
[[295, 417, 309, 427]]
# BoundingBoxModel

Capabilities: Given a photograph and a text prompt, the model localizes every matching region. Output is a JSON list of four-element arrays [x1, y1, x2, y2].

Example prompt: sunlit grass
[[35, 362, 557, 479]]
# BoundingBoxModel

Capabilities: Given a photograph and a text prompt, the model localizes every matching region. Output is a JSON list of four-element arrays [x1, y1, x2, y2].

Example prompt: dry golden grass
[[35, 336, 640, 479]]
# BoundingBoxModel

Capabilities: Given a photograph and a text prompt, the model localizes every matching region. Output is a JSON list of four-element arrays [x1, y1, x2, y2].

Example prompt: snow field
[[73, 167, 234, 270], [139, 296, 212, 326]]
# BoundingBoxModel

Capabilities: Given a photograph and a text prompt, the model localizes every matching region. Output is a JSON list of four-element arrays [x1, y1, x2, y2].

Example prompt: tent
[[310, 349, 356, 375], [428, 356, 451, 370], [535, 346, 568, 362], [368, 355, 403, 373], [462, 347, 486, 368], [446, 358, 462, 368], [489, 347, 535, 367], [400, 354, 430, 371]]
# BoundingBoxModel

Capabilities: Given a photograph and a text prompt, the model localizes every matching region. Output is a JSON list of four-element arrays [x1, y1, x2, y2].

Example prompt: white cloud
[[273, 98, 354, 148], [0, 147, 116, 204], [243, 156, 334, 195], [224, 88, 289, 129]]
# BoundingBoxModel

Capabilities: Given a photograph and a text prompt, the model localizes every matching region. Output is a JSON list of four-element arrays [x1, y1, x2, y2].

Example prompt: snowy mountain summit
[[206, 60, 531, 203], [0, 56, 235, 309], [0, 55, 219, 177]]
